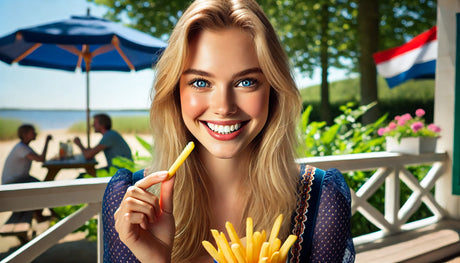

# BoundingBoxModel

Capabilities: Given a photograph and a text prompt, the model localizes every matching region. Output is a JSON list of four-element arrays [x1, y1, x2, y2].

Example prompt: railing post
[[385, 166, 401, 234], [97, 212, 103, 263]]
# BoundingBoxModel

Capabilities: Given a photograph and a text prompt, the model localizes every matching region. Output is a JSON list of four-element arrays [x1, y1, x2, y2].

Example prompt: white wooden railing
[[298, 151, 450, 245], [0, 151, 450, 262], [0, 177, 110, 263]]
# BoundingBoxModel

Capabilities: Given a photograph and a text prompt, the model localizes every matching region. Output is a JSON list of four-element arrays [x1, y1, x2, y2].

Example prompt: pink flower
[[394, 115, 400, 121], [378, 128, 386, 136], [398, 118, 407, 126], [401, 113, 412, 121], [415, 109, 425, 117], [428, 124, 441, 133], [411, 121, 424, 133], [398, 113, 412, 126], [388, 122, 397, 130]]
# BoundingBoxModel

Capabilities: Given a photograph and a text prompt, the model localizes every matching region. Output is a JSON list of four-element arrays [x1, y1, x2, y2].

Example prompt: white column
[[435, 0, 460, 218]]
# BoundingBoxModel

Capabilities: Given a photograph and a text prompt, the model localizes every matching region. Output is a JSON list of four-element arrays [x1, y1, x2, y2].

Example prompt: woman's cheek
[[181, 92, 207, 120]]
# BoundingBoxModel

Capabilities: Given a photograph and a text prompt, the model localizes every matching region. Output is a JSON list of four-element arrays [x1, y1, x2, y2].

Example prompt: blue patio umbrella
[[0, 14, 167, 146]]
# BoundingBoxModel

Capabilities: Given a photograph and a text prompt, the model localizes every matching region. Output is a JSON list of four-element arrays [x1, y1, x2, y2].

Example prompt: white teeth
[[207, 122, 242, 134]]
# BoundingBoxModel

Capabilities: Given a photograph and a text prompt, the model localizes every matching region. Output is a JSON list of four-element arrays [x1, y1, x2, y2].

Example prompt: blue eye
[[241, 80, 252, 86], [237, 78, 257, 87], [190, 79, 209, 88]]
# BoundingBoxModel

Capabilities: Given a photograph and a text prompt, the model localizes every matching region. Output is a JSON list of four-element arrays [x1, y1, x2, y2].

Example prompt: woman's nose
[[211, 86, 237, 116]]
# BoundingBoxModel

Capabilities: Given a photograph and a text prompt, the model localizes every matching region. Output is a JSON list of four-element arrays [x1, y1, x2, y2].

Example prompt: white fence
[[0, 151, 449, 262], [0, 177, 110, 263]]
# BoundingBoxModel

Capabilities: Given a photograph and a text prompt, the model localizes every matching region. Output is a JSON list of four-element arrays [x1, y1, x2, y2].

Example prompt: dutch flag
[[373, 26, 437, 88]]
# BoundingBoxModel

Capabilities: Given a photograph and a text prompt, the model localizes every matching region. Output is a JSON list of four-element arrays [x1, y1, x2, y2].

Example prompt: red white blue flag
[[373, 26, 437, 88]]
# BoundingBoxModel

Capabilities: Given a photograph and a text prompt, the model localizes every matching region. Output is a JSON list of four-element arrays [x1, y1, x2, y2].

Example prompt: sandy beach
[[0, 129, 153, 260]]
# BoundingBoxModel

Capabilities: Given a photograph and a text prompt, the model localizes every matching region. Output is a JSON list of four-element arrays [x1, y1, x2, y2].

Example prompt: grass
[[300, 76, 434, 104], [300, 76, 435, 122], [0, 118, 23, 141]]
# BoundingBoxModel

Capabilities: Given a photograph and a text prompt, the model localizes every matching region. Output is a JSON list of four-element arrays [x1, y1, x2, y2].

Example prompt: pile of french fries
[[202, 214, 297, 263]]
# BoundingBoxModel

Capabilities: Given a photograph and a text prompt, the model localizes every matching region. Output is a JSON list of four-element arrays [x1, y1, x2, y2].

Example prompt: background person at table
[[74, 113, 132, 168], [2, 124, 52, 185]]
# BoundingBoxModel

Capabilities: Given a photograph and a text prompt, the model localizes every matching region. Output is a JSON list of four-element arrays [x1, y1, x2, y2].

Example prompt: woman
[[105, 0, 354, 262]]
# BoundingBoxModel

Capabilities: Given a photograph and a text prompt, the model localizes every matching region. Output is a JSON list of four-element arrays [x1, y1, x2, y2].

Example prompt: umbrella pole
[[86, 67, 90, 148]]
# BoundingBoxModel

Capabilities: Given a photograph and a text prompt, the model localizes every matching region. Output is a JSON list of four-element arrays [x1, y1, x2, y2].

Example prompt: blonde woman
[[102, 0, 354, 262]]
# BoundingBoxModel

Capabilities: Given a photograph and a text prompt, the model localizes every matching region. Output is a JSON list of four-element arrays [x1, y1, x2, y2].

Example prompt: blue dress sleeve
[[102, 169, 143, 263], [309, 168, 355, 263]]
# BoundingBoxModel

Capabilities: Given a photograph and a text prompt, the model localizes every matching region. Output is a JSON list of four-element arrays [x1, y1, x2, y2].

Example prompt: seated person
[[2, 124, 52, 222], [74, 113, 133, 169], [2, 124, 52, 184]]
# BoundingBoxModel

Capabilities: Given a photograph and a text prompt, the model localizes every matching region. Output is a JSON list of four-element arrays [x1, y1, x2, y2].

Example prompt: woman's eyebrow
[[232, 68, 263, 78], [182, 68, 213, 77], [182, 67, 263, 78]]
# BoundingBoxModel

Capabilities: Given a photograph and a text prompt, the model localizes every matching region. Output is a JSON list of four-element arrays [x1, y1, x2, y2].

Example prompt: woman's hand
[[114, 171, 176, 263]]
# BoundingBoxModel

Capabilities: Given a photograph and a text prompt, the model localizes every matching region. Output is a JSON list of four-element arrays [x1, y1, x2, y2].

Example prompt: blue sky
[[0, 0, 348, 110]]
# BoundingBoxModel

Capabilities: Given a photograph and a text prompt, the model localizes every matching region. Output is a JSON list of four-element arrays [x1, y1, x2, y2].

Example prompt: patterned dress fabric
[[102, 166, 355, 262]]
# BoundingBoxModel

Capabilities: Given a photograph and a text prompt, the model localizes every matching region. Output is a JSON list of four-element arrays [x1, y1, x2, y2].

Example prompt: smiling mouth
[[205, 122, 245, 134]]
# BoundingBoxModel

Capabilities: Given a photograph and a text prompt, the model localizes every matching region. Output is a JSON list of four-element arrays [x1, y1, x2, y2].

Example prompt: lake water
[[0, 109, 149, 130]]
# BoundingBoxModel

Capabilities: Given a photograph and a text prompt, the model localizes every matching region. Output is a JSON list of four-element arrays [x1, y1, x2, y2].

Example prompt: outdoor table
[[42, 157, 98, 181]]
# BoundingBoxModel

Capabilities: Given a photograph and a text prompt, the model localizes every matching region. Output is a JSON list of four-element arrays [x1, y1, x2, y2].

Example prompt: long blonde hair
[[149, 0, 302, 261]]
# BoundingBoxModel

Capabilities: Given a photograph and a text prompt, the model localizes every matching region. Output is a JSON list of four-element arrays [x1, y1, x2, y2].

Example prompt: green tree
[[91, 0, 436, 123], [259, 0, 356, 124]]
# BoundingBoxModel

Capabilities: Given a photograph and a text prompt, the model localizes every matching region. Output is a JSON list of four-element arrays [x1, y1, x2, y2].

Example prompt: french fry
[[269, 238, 281, 256], [202, 240, 226, 263], [166, 141, 194, 180], [226, 221, 244, 249], [270, 251, 280, 263], [252, 232, 263, 261], [258, 242, 269, 259], [269, 214, 283, 245], [278, 235, 298, 262], [231, 244, 246, 263], [219, 232, 238, 263], [211, 229, 226, 261], [246, 217, 254, 263]]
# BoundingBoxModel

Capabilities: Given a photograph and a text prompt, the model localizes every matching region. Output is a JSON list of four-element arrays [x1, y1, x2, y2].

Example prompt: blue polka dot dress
[[102, 166, 355, 262]]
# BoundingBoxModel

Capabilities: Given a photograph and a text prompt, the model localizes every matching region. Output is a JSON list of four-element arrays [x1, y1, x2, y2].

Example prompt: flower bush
[[378, 108, 441, 141]]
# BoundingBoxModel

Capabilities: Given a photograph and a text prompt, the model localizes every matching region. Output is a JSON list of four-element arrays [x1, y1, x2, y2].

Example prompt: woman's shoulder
[[298, 164, 351, 203]]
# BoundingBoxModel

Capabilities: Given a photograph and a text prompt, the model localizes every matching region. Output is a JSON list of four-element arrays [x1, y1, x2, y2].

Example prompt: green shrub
[[297, 102, 435, 237], [0, 118, 22, 141]]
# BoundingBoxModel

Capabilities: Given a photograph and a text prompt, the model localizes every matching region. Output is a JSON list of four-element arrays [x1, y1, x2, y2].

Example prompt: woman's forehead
[[185, 27, 260, 73]]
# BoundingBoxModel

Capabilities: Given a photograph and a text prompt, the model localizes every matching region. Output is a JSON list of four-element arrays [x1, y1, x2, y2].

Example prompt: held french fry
[[166, 141, 195, 180]]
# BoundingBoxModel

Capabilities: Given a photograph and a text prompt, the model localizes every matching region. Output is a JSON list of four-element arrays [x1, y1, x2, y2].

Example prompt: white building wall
[[435, 0, 460, 218]]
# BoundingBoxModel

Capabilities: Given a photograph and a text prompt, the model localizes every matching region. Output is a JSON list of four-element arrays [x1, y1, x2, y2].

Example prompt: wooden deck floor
[[355, 219, 460, 262]]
